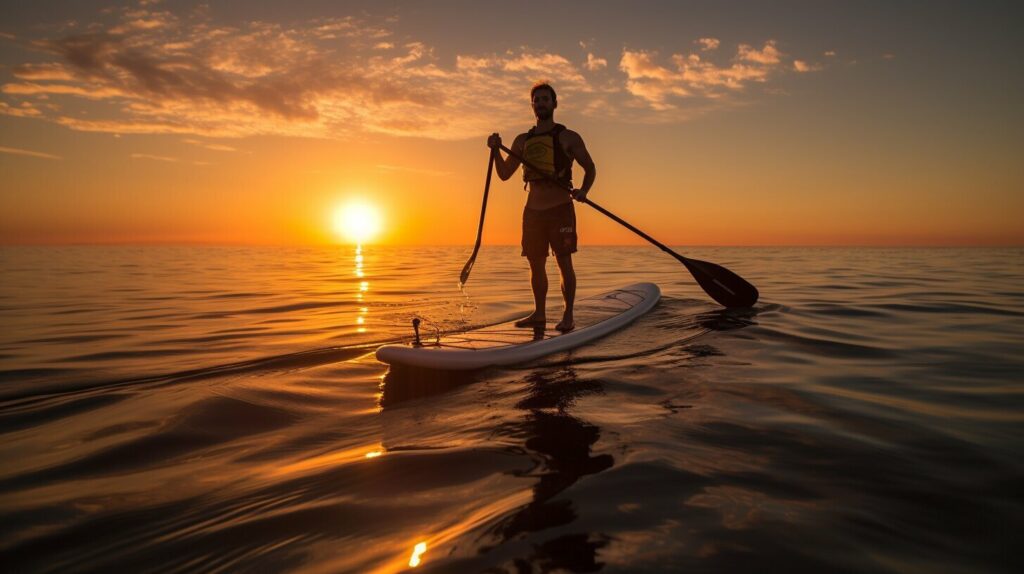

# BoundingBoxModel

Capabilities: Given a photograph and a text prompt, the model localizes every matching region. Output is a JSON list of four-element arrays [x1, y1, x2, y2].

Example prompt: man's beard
[[534, 109, 552, 120]]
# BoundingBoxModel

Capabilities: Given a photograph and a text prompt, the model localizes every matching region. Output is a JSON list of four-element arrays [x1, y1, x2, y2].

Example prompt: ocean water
[[1, 245, 1021, 573]]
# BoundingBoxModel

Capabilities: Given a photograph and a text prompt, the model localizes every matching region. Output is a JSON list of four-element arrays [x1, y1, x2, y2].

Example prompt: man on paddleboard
[[488, 82, 596, 333]]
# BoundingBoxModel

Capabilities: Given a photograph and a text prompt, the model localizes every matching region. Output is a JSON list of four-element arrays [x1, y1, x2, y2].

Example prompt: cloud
[[503, 52, 585, 84], [0, 145, 62, 160], [131, 153, 178, 161], [12, 63, 77, 81], [57, 115, 229, 135], [1, 10, 562, 139], [0, 101, 45, 117], [793, 60, 822, 73], [619, 51, 677, 81], [738, 40, 781, 64], [110, 10, 176, 34], [618, 40, 808, 114], [585, 53, 607, 71], [3, 81, 127, 99], [1, 6, 822, 138], [618, 51, 690, 111], [696, 38, 720, 51], [182, 138, 236, 151]]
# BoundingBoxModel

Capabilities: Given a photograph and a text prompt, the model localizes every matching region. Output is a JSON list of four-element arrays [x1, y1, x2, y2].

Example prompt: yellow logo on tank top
[[523, 134, 555, 181]]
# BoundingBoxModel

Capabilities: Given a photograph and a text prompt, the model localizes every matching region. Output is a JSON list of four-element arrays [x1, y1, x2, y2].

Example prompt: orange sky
[[1, 1, 1022, 246]]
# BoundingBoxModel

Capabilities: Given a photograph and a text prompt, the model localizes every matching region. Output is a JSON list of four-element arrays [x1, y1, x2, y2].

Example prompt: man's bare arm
[[490, 133, 525, 181], [566, 131, 596, 200]]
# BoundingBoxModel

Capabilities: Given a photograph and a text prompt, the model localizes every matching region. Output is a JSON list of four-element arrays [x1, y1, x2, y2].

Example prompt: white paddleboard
[[376, 282, 660, 370]]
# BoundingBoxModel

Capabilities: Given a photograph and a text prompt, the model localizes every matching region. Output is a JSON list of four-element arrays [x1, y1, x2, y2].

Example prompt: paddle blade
[[459, 256, 475, 287], [681, 257, 759, 308]]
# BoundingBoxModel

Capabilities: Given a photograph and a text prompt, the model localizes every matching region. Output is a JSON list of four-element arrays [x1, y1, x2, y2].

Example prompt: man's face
[[532, 89, 555, 120]]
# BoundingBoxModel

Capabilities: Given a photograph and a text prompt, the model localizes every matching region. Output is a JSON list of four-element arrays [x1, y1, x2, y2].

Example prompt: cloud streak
[[0, 5, 824, 140], [131, 153, 178, 162], [182, 138, 237, 152], [0, 145, 62, 160]]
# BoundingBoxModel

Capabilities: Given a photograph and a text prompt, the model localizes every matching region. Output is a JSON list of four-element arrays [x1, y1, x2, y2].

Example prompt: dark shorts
[[521, 202, 578, 258]]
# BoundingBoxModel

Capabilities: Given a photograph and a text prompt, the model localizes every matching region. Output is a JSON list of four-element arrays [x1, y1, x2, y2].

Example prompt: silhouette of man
[[488, 82, 596, 332]]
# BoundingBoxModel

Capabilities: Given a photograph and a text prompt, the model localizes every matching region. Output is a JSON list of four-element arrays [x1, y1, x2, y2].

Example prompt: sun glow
[[333, 200, 382, 244]]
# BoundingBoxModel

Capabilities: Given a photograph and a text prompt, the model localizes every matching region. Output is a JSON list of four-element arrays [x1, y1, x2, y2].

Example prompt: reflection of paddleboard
[[376, 282, 660, 370]]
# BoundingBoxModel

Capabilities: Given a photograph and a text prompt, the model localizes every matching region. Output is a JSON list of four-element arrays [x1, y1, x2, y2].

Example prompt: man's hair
[[530, 82, 557, 103]]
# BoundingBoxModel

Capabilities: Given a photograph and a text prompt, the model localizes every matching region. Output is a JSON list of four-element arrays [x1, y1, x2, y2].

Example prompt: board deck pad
[[376, 282, 659, 370]]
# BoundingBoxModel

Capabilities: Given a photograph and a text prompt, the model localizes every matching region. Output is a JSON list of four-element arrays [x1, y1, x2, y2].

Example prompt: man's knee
[[555, 254, 574, 271], [527, 254, 547, 270]]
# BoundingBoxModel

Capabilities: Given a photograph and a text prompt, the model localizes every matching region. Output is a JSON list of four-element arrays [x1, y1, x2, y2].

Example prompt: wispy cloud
[[0, 145, 62, 160], [131, 153, 178, 162], [0, 5, 822, 139], [182, 138, 236, 152], [0, 101, 44, 117], [131, 152, 212, 166]]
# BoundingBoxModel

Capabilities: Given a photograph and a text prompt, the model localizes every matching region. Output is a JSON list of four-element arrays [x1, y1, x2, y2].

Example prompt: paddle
[[495, 142, 759, 308], [459, 148, 496, 286]]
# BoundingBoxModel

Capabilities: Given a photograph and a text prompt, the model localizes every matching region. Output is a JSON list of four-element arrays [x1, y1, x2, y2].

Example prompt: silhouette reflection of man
[[487, 369, 612, 571]]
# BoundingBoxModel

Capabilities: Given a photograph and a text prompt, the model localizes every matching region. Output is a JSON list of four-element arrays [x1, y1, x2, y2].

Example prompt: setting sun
[[333, 200, 382, 244]]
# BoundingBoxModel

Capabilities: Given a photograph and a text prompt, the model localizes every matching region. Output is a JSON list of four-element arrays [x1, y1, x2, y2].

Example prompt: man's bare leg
[[555, 254, 576, 332], [515, 254, 548, 327]]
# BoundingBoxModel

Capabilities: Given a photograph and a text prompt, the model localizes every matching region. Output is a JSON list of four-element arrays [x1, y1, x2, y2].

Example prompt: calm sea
[[1, 245, 1021, 573]]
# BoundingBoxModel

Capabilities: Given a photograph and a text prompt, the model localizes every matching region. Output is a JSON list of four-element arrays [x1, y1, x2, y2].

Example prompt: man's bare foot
[[515, 313, 546, 328], [555, 316, 575, 332]]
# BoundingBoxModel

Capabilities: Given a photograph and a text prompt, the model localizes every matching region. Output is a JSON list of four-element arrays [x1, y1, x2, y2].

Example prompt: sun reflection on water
[[408, 541, 427, 568], [355, 245, 368, 332]]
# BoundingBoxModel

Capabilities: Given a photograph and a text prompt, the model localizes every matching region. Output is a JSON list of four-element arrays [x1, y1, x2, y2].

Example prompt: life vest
[[521, 123, 573, 188]]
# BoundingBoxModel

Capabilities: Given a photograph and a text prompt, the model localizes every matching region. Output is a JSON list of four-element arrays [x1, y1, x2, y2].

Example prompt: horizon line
[[1, 241, 1021, 249]]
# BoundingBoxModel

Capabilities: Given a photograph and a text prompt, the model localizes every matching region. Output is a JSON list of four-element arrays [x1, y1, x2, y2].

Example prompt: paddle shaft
[[495, 141, 759, 307], [459, 149, 495, 285], [496, 142, 689, 264], [469, 150, 496, 261]]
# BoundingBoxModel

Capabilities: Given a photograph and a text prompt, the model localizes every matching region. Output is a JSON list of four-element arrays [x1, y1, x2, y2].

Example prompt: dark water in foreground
[[1, 246, 1021, 573]]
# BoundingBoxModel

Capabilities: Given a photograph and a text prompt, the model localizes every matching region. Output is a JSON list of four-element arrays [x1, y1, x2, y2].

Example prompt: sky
[[1, 0, 1022, 246]]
